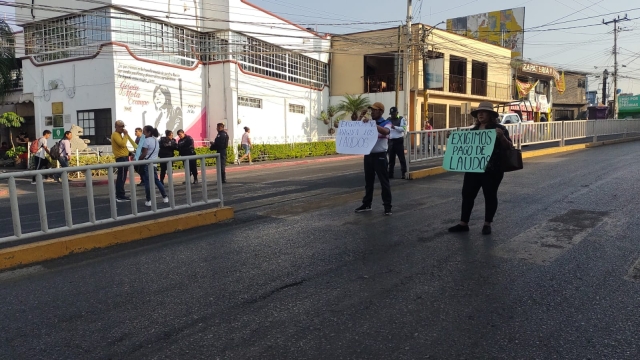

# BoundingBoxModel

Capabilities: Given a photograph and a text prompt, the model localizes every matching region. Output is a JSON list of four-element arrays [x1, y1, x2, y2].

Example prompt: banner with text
[[336, 121, 378, 155], [115, 60, 206, 140], [443, 130, 497, 173]]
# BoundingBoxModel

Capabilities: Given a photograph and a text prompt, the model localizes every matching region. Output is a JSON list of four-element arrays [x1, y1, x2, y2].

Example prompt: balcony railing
[[427, 74, 511, 100], [365, 73, 402, 93]]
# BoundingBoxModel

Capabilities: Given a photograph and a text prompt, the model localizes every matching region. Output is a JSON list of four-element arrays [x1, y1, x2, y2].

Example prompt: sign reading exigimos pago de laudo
[[443, 130, 497, 173]]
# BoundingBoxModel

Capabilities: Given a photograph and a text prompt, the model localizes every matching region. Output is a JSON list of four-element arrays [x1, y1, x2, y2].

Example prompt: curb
[[67, 155, 361, 187], [0, 207, 234, 271], [407, 136, 640, 180]]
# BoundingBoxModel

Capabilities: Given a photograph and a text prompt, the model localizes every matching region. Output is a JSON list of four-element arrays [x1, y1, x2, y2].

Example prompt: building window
[[238, 96, 262, 109], [77, 109, 112, 146], [471, 60, 488, 97], [449, 56, 467, 94], [428, 103, 447, 129], [289, 104, 305, 114]]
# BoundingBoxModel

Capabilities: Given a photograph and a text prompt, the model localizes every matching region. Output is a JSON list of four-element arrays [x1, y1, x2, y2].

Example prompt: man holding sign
[[446, 102, 513, 235], [354, 102, 393, 215]]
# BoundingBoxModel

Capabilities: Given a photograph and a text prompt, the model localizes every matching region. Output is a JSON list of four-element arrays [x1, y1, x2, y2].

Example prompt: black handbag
[[501, 147, 523, 172]]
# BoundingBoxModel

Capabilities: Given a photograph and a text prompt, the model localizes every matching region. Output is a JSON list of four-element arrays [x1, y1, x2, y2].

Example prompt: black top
[[470, 122, 512, 173], [210, 130, 229, 152], [177, 135, 196, 156], [158, 137, 178, 158]]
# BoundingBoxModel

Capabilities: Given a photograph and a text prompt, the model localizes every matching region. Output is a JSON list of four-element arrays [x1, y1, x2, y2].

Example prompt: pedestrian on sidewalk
[[53, 131, 72, 183], [354, 102, 393, 215], [158, 130, 178, 185], [134, 127, 144, 186], [210, 123, 229, 183], [237, 127, 252, 165], [448, 102, 513, 235], [31, 130, 52, 184], [139, 126, 169, 207], [387, 106, 407, 179], [111, 120, 137, 202], [177, 129, 198, 184]]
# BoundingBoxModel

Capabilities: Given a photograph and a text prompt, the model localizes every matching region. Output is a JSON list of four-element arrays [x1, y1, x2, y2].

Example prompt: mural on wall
[[115, 62, 206, 139], [447, 7, 525, 59]]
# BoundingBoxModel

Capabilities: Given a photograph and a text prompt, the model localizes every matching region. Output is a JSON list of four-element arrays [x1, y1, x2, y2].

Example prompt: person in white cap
[[448, 101, 513, 235]]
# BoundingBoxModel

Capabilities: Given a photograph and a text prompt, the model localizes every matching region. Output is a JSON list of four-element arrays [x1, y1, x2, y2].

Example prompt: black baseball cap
[[390, 107, 398, 113]]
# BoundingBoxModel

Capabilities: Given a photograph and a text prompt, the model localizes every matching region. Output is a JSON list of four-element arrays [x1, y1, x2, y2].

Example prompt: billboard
[[115, 61, 207, 140], [446, 7, 525, 59]]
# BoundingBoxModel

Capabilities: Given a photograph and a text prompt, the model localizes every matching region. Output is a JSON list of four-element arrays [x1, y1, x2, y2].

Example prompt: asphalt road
[[2, 141, 640, 359]]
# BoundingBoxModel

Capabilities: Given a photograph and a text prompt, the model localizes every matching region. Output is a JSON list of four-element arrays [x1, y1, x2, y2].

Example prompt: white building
[[11, 0, 331, 149]]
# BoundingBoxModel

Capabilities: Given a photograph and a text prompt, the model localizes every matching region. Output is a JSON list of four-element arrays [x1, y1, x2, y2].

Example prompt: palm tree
[[0, 18, 16, 102], [336, 94, 371, 120]]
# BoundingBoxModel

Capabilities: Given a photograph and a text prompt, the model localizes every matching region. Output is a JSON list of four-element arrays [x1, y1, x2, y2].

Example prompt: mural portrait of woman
[[152, 85, 183, 133]]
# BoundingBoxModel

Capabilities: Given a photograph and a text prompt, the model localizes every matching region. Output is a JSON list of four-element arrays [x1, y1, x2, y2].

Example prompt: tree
[[0, 18, 16, 102], [336, 94, 371, 120], [0, 112, 24, 149]]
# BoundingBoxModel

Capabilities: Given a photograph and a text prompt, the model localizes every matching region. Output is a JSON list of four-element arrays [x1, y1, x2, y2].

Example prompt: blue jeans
[[139, 165, 167, 201], [115, 157, 129, 199], [54, 157, 70, 181]]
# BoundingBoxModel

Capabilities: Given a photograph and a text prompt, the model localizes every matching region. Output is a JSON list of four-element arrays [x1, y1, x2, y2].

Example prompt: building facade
[[11, 0, 331, 149], [552, 71, 588, 120], [330, 24, 514, 130]]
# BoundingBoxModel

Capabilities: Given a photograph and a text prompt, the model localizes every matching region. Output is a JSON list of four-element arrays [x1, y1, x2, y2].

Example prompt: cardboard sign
[[443, 130, 497, 173], [336, 120, 378, 155]]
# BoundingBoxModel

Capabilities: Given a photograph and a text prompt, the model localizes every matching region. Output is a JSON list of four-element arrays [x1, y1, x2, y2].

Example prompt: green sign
[[619, 95, 640, 111], [443, 130, 497, 173], [52, 128, 65, 140]]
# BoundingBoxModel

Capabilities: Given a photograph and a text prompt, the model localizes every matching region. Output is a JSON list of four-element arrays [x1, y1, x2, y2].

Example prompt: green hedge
[[54, 141, 336, 177]]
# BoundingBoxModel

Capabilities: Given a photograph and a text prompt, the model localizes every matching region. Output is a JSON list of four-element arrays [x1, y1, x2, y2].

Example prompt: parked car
[[498, 113, 533, 142]]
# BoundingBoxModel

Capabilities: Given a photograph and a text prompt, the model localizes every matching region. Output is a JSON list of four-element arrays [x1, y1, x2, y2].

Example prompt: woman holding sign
[[449, 102, 513, 235]]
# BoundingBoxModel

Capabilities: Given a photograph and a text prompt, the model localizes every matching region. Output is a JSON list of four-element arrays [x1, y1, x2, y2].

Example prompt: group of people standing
[[30, 129, 73, 184], [111, 121, 202, 206], [354, 101, 513, 235]]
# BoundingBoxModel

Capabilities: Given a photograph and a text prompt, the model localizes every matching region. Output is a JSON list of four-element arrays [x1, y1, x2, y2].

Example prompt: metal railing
[[0, 154, 224, 244], [405, 119, 640, 172], [427, 74, 511, 100]]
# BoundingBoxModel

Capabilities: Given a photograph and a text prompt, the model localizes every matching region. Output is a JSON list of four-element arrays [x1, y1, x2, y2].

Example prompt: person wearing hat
[[386, 106, 408, 179], [111, 120, 137, 202], [448, 101, 513, 235], [355, 102, 394, 215]]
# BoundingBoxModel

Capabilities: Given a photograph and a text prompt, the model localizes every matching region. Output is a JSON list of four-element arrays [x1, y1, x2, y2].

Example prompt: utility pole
[[404, 0, 412, 122], [395, 25, 402, 109], [602, 69, 608, 106], [603, 14, 628, 119]]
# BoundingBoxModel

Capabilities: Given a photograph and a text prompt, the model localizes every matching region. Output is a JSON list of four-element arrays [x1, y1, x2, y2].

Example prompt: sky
[[2, 0, 640, 95]]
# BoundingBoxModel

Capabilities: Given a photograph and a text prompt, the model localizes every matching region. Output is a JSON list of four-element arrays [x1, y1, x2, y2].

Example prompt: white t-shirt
[[241, 132, 251, 145], [142, 137, 160, 160], [35, 137, 47, 159]]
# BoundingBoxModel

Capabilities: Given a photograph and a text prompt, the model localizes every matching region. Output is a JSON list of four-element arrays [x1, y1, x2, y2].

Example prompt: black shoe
[[222, 180, 227, 183], [137, 183, 144, 187], [384, 207, 392, 216], [482, 225, 492, 235], [116, 196, 131, 202], [448, 224, 470, 233], [193, 179, 198, 185], [388, 173, 394, 179], [355, 204, 372, 213], [401, 173, 406, 179]]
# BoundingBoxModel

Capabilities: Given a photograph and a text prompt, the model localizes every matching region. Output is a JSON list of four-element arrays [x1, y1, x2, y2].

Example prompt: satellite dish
[[617, 89, 622, 94]]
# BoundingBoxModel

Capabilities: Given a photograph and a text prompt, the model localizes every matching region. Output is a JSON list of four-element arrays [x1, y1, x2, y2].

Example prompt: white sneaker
[[163, 197, 169, 203], [31, 181, 36, 185], [144, 201, 152, 207]]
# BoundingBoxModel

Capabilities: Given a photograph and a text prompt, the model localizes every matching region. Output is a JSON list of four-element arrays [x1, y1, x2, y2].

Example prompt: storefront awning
[[1, 92, 33, 105]]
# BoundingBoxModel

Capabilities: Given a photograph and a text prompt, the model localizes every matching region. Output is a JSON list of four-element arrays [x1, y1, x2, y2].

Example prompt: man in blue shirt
[[355, 102, 393, 215]]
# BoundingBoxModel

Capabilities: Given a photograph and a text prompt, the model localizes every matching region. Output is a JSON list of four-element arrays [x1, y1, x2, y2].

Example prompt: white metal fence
[[405, 119, 640, 172], [0, 154, 224, 244]]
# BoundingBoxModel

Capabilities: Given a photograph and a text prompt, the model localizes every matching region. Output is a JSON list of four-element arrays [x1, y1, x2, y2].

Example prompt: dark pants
[[218, 150, 227, 182], [159, 157, 173, 183], [53, 157, 70, 181], [388, 138, 407, 176], [140, 165, 167, 201], [115, 156, 129, 199], [184, 159, 198, 182], [362, 152, 392, 208], [461, 171, 504, 223], [32, 157, 50, 182]]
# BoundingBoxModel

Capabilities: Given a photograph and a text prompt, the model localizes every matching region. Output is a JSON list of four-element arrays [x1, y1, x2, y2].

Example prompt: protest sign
[[442, 130, 497, 173], [336, 120, 378, 155]]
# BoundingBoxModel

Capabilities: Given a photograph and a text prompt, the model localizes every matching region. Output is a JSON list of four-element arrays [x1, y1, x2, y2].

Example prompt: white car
[[498, 113, 534, 141]]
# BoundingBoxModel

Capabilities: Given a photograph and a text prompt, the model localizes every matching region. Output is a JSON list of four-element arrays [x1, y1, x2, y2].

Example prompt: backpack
[[49, 141, 61, 161], [30, 138, 42, 154]]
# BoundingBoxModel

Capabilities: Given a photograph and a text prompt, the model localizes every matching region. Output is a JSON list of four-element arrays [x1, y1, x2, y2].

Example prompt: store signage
[[52, 128, 64, 140], [619, 95, 640, 110], [520, 63, 560, 81], [52, 102, 63, 115]]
